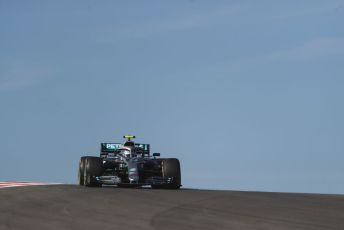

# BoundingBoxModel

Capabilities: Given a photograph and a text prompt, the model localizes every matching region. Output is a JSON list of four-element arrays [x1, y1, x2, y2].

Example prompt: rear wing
[[101, 143, 122, 153], [136, 143, 150, 156], [101, 143, 150, 156]]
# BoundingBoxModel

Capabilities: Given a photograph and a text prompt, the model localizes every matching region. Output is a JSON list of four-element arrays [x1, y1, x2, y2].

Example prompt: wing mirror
[[153, 153, 160, 157]]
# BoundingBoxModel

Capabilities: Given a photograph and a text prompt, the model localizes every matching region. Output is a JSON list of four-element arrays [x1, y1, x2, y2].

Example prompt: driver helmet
[[120, 147, 131, 158]]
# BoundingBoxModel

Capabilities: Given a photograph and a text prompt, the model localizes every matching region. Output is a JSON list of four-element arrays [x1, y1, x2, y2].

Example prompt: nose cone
[[129, 168, 139, 183]]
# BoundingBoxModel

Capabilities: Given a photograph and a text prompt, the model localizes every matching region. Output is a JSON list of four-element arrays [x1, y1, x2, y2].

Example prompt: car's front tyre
[[83, 156, 103, 187], [152, 158, 181, 189], [78, 157, 87, 186]]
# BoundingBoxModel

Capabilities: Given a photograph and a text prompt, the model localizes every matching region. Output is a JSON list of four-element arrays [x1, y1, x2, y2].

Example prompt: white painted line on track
[[0, 182, 61, 189]]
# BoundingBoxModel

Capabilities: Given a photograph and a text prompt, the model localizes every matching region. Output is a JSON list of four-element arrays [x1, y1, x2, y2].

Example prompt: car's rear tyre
[[153, 158, 181, 189], [78, 157, 87, 186], [83, 156, 103, 187]]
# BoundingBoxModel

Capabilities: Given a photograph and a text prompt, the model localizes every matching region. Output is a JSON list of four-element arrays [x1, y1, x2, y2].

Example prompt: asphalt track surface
[[1, 185, 344, 230]]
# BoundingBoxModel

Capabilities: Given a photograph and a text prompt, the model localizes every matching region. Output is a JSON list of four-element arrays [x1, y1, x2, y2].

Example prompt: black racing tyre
[[83, 157, 103, 187], [78, 157, 87, 186], [153, 158, 181, 189]]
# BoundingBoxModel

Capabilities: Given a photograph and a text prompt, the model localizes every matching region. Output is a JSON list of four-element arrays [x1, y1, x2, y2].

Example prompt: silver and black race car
[[78, 136, 181, 189]]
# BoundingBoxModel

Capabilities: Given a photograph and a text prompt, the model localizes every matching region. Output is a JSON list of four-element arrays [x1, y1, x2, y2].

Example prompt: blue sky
[[1, 0, 344, 194]]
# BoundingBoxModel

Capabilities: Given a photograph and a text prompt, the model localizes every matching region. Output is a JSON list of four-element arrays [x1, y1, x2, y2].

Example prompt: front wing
[[95, 175, 177, 186]]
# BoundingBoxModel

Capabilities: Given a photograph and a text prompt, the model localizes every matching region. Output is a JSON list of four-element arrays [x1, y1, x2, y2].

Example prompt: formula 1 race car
[[78, 136, 181, 189]]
